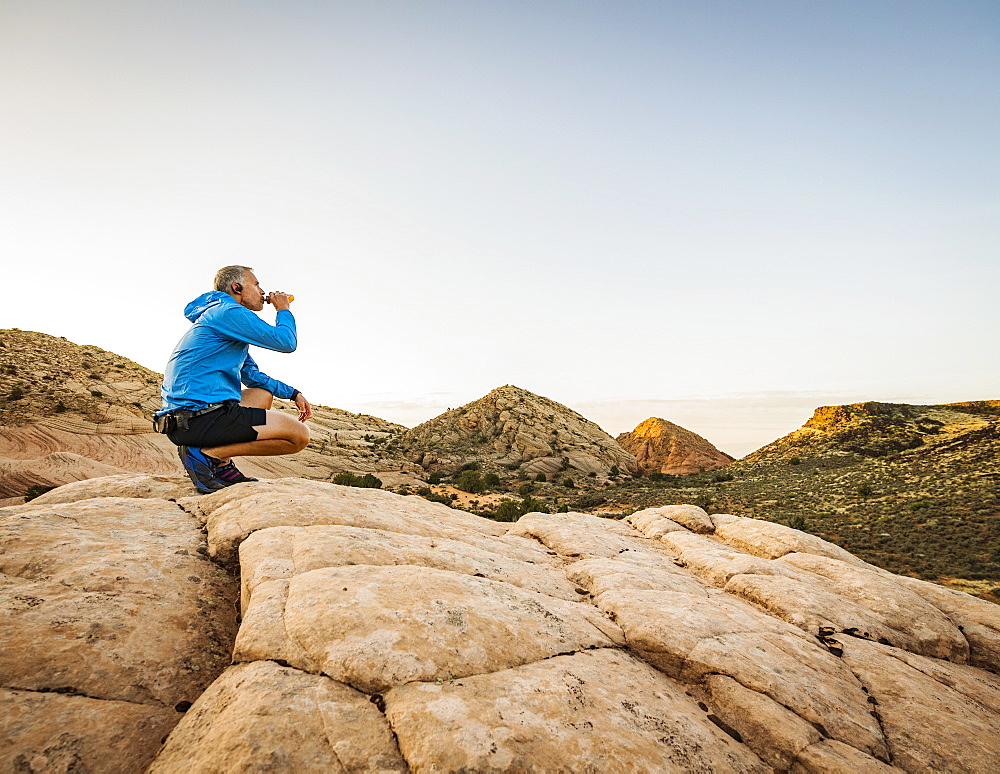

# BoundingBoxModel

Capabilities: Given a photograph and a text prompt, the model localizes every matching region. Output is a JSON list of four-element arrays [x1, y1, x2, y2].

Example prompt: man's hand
[[269, 291, 291, 311], [294, 392, 313, 422]]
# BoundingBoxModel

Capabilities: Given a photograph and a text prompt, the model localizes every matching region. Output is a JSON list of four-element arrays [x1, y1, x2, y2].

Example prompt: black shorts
[[167, 401, 267, 448]]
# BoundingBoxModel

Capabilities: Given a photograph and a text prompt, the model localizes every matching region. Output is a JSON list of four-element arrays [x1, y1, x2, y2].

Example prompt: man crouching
[[155, 265, 313, 493]]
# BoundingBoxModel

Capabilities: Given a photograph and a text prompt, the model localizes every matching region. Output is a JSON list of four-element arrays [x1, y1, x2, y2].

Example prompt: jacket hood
[[184, 291, 235, 322]]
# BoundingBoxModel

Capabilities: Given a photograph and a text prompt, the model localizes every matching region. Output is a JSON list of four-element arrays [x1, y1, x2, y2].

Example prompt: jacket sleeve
[[240, 354, 297, 400], [213, 306, 297, 353]]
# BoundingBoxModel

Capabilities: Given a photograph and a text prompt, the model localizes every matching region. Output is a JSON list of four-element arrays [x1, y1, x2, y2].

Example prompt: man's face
[[239, 270, 266, 311]]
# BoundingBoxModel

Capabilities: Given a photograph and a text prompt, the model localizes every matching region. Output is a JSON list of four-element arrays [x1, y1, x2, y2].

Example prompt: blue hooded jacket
[[159, 291, 297, 414]]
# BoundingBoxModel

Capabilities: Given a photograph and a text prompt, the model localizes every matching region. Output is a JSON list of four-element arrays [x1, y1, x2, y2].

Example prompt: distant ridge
[[740, 400, 1000, 463]]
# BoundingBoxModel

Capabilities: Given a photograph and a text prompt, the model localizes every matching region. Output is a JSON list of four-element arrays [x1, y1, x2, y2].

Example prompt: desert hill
[[608, 400, 1000, 597], [742, 400, 1000, 463], [0, 329, 420, 501], [617, 416, 734, 475], [3, 473, 999, 771], [396, 384, 639, 478]]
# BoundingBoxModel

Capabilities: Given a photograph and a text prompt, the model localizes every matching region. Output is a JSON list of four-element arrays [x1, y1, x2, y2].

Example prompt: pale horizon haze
[[2, 1, 997, 457]]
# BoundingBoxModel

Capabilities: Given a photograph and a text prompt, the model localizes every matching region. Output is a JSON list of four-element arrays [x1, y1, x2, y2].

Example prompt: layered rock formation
[[0, 486, 239, 772], [398, 384, 639, 478], [0, 329, 420, 501], [5, 473, 999, 771], [741, 400, 1000, 464], [617, 416, 734, 475]]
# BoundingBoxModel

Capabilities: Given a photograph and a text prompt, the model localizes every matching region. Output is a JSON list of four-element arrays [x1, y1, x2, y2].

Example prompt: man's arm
[[240, 355, 297, 400], [215, 305, 297, 353]]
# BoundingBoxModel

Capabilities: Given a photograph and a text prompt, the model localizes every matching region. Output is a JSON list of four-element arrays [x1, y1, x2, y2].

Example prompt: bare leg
[[239, 387, 274, 410], [202, 390, 309, 462]]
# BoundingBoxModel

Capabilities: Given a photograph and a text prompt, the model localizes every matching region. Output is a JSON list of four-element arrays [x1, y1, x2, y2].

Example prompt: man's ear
[[232, 283, 242, 294]]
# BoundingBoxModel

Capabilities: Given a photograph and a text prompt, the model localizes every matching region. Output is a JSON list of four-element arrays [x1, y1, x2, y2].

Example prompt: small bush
[[574, 494, 606, 509], [427, 472, 443, 485], [557, 504, 569, 513], [482, 472, 501, 487], [857, 483, 874, 498], [332, 472, 382, 489], [90, 390, 103, 397], [54, 401, 67, 413], [494, 499, 521, 522], [419, 489, 453, 506], [459, 461, 480, 472], [789, 456, 801, 465], [562, 477, 575, 488], [535, 472, 547, 482], [517, 483, 535, 497], [8, 386, 24, 400], [455, 470, 485, 494], [609, 465, 620, 477]]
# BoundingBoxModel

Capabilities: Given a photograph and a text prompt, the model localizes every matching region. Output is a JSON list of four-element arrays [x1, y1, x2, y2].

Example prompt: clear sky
[[2, 1, 997, 456]]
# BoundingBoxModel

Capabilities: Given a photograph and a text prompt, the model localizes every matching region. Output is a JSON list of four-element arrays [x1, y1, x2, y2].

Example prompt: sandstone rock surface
[[617, 416, 733, 475], [149, 661, 407, 773], [1, 688, 179, 774], [384, 649, 769, 773], [188, 477, 508, 566], [5, 473, 1000, 773], [0, 493, 239, 770], [398, 384, 639, 477]]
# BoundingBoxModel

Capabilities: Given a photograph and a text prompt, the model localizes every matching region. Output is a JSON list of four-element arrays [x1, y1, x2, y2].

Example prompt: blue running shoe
[[178, 446, 226, 494], [215, 459, 258, 485]]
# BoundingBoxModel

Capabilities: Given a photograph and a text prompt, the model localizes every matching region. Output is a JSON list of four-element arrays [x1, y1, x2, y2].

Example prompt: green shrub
[[557, 503, 569, 513], [427, 472, 443, 485], [517, 483, 534, 497], [520, 496, 549, 514], [8, 386, 24, 400], [857, 483, 874, 498], [574, 494, 606, 509], [90, 390, 103, 398], [789, 456, 801, 465], [562, 477, 575, 488], [494, 499, 521, 522], [54, 401, 67, 413], [459, 461, 480, 472], [420, 489, 453, 506], [482, 472, 501, 487], [609, 465, 620, 477], [332, 472, 382, 489], [455, 470, 485, 493], [535, 473, 547, 482]]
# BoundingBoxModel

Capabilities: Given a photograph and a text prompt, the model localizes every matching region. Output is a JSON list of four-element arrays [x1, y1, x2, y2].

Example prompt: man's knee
[[291, 422, 310, 452]]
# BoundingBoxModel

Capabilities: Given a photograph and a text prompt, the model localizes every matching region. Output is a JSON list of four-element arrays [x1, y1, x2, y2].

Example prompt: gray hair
[[214, 265, 253, 295]]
